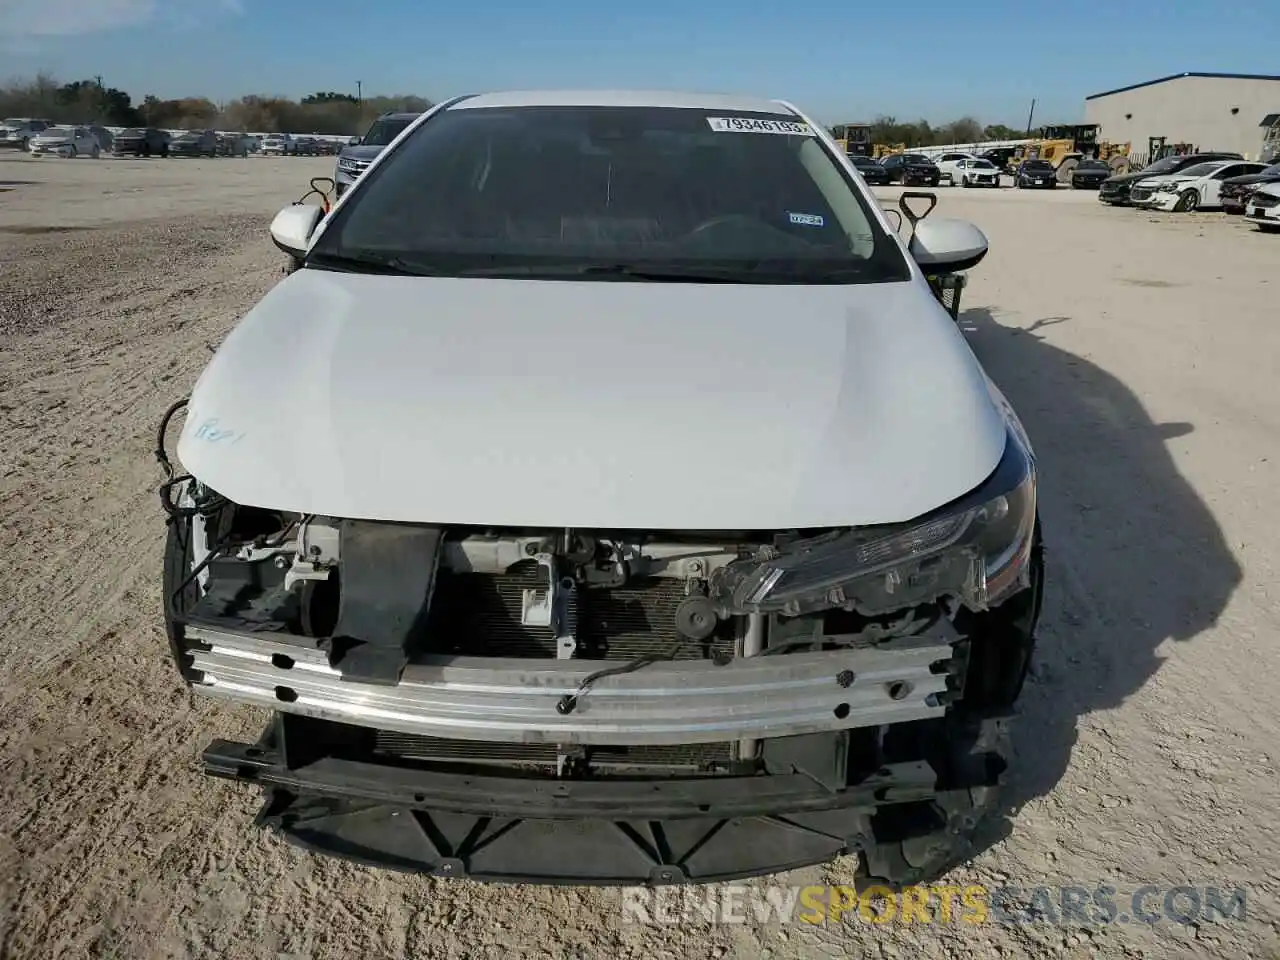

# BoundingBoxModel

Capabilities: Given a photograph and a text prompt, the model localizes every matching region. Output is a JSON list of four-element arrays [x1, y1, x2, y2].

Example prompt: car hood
[[178, 270, 1008, 530], [339, 144, 386, 162]]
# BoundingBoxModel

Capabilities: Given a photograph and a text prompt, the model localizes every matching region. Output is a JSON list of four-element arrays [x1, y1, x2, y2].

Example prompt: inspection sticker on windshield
[[788, 212, 825, 227], [706, 117, 814, 136]]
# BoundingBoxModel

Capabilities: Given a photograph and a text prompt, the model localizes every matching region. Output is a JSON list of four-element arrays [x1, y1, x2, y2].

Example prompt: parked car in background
[[0, 117, 54, 151], [169, 130, 219, 157], [1070, 159, 1112, 189], [261, 134, 295, 156], [1130, 160, 1268, 212], [113, 127, 171, 157], [1244, 181, 1280, 231], [1097, 151, 1244, 205], [847, 153, 890, 185], [981, 147, 1018, 173], [28, 126, 102, 158], [1220, 162, 1280, 214], [933, 152, 976, 185], [947, 156, 1001, 188], [293, 137, 320, 156], [335, 111, 423, 196], [879, 152, 941, 186], [74, 123, 114, 152], [216, 133, 252, 157], [1015, 159, 1058, 188]]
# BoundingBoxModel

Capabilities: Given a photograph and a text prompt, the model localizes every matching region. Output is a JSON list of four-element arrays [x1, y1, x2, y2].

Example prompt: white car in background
[[260, 134, 295, 156], [1129, 159, 1269, 212], [1244, 181, 1280, 232], [28, 125, 102, 158]]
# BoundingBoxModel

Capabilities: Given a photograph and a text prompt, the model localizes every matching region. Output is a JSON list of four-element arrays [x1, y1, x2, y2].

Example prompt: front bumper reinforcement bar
[[184, 623, 956, 745]]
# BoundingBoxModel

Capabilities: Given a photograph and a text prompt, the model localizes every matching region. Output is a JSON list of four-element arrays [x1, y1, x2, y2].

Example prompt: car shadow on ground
[[955, 307, 1243, 850]]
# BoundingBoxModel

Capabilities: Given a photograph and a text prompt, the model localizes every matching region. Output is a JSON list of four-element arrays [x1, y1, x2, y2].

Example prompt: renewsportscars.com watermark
[[620, 884, 1248, 927]]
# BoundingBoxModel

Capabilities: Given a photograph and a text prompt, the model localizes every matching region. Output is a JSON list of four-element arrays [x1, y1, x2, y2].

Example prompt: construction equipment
[[830, 122, 872, 156], [873, 142, 907, 159], [1010, 124, 1131, 181]]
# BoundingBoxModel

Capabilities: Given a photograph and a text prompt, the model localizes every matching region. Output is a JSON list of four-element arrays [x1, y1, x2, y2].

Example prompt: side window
[[1214, 165, 1241, 179]]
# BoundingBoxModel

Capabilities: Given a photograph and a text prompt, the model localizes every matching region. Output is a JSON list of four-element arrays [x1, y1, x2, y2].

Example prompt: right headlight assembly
[[712, 426, 1037, 618]]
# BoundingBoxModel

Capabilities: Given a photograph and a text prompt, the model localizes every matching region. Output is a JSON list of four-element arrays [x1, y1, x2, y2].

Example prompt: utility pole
[[1024, 98, 1036, 136], [94, 75, 103, 89], [356, 80, 362, 109]]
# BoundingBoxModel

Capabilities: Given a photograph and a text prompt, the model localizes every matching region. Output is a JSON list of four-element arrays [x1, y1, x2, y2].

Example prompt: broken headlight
[[714, 426, 1036, 617]]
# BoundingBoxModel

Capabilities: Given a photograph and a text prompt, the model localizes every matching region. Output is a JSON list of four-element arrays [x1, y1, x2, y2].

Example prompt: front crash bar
[[183, 623, 956, 746]]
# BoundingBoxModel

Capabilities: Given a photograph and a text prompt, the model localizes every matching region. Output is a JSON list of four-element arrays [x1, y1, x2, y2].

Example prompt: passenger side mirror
[[908, 217, 989, 274], [270, 204, 324, 259]]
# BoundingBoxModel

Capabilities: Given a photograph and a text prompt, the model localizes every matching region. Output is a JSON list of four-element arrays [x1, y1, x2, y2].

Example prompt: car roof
[[449, 89, 796, 115]]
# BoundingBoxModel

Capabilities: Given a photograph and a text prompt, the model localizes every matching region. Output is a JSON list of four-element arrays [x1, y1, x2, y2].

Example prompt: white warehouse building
[[1083, 72, 1280, 162]]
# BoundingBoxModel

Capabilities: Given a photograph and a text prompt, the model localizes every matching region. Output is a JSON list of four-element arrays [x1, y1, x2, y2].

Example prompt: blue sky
[[2, 0, 1277, 125]]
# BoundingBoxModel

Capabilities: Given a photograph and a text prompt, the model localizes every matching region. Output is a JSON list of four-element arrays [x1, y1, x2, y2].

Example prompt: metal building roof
[[1085, 72, 1280, 101]]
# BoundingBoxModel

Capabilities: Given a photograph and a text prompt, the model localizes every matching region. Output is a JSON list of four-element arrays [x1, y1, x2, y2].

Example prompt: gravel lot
[[1, 153, 1278, 960]]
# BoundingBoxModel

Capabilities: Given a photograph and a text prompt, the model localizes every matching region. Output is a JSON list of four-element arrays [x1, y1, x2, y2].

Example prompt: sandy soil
[[1, 153, 1278, 960]]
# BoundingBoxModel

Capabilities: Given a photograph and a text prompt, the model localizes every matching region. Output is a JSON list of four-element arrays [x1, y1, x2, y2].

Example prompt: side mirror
[[349, 136, 362, 145], [908, 217, 988, 274], [270, 204, 323, 259]]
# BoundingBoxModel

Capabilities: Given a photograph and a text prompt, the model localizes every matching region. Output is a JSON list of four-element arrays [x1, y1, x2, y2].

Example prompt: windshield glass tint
[[315, 105, 909, 284], [363, 117, 414, 146], [969, 159, 995, 169], [1175, 163, 1220, 178]]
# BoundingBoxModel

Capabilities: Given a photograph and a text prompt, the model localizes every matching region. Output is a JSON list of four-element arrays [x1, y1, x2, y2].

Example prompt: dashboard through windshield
[[310, 104, 910, 284]]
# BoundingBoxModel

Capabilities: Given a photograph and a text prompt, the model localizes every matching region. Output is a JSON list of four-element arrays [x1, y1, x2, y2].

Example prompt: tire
[[1056, 158, 1078, 184], [19, 137, 29, 152], [68, 145, 77, 159], [1257, 224, 1280, 234], [1174, 189, 1199, 213], [961, 176, 970, 188], [143, 142, 152, 158], [91, 145, 100, 158]]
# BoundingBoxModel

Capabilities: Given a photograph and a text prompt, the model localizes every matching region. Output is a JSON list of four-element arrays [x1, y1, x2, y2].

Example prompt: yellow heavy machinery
[[830, 122, 873, 156], [873, 142, 907, 159], [1010, 124, 1132, 181]]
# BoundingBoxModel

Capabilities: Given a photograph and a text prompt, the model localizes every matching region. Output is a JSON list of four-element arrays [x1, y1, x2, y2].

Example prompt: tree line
[[0, 75, 433, 135], [0, 75, 1029, 144], [867, 116, 1029, 147]]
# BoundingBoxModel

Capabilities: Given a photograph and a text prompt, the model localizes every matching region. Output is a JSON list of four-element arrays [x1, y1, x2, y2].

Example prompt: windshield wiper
[[306, 250, 440, 277]]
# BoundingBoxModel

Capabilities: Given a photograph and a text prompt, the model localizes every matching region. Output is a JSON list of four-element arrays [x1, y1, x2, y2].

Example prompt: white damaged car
[[1129, 159, 1268, 212], [157, 89, 1043, 887]]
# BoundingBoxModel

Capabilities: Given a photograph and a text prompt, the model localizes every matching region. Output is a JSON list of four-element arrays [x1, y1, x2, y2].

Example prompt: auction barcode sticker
[[706, 117, 814, 136]]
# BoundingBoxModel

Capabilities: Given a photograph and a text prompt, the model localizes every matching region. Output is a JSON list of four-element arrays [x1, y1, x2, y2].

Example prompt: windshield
[[1171, 162, 1221, 178], [362, 116, 416, 146], [1262, 163, 1280, 176], [313, 105, 909, 284], [1024, 160, 1053, 170], [903, 154, 930, 162], [1078, 160, 1109, 169], [969, 159, 995, 169]]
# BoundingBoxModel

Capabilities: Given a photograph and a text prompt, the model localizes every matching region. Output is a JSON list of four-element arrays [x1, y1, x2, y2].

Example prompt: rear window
[[315, 104, 910, 285]]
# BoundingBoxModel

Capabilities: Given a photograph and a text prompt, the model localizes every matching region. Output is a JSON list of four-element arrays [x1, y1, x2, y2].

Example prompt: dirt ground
[[1, 153, 1277, 960]]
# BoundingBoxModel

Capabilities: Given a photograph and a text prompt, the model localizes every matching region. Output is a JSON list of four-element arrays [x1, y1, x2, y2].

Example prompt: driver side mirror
[[270, 204, 323, 259], [908, 218, 989, 274]]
